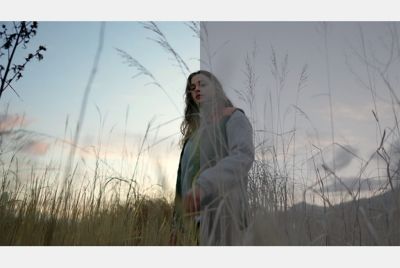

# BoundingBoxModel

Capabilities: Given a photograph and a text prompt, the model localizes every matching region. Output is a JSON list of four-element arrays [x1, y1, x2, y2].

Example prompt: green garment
[[172, 111, 237, 230]]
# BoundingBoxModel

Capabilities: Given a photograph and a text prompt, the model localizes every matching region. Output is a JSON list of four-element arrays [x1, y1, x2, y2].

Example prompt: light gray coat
[[177, 108, 255, 245]]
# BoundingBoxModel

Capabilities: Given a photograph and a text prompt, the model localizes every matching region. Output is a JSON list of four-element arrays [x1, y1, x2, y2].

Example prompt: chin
[[195, 98, 203, 105]]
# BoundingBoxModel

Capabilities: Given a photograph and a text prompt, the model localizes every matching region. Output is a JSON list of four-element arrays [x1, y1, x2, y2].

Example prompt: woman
[[171, 70, 254, 246]]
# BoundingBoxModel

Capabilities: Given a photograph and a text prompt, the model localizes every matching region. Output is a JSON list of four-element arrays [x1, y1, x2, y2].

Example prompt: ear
[[222, 107, 236, 117]]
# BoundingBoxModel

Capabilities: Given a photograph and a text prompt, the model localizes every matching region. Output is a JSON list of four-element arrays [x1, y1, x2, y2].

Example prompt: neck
[[199, 100, 225, 123]]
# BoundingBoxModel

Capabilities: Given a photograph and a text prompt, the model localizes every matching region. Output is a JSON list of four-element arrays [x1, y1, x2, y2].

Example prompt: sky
[[1, 21, 399, 202], [199, 22, 400, 201], [0, 22, 199, 195]]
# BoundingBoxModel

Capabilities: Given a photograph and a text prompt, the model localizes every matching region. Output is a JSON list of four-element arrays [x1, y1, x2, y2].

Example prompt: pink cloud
[[0, 114, 30, 132], [21, 140, 50, 155], [0, 113, 48, 156]]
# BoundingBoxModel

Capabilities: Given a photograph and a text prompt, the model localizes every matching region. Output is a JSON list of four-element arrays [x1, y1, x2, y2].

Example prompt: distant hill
[[246, 188, 400, 245]]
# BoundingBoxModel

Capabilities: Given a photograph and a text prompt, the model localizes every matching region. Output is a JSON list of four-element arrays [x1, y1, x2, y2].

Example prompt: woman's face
[[189, 73, 216, 105]]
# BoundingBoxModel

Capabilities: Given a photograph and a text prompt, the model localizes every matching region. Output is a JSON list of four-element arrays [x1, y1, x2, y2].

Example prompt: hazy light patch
[[323, 176, 394, 194], [19, 140, 50, 155], [0, 113, 31, 131]]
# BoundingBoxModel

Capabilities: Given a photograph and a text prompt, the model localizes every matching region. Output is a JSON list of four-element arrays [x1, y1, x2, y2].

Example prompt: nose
[[194, 83, 201, 93]]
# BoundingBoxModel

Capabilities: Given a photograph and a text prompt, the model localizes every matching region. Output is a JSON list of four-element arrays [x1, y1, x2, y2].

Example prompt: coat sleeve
[[195, 111, 255, 201], [172, 140, 187, 232]]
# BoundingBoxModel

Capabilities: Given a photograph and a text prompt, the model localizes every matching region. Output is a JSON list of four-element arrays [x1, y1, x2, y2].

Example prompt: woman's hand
[[183, 187, 203, 214]]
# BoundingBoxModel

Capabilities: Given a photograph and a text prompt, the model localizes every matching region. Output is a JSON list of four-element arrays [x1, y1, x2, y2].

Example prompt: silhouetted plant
[[0, 21, 46, 99]]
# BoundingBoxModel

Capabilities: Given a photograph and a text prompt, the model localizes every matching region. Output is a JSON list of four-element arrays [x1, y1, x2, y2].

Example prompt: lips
[[195, 94, 201, 100]]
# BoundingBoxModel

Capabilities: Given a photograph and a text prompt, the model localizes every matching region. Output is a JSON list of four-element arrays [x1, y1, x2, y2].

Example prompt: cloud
[[389, 138, 400, 163], [318, 99, 397, 125], [332, 144, 358, 170], [323, 177, 391, 193], [0, 113, 49, 156], [332, 104, 373, 122], [387, 138, 400, 183], [0, 114, 30, 132], [321, 138, 400, 194], [20, 140, 50, 156], [319, 144, 359, 171]]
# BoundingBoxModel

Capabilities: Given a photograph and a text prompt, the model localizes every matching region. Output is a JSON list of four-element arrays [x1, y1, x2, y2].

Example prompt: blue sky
[[2, 22, 198, 135], [0, 22, 199, 193]]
